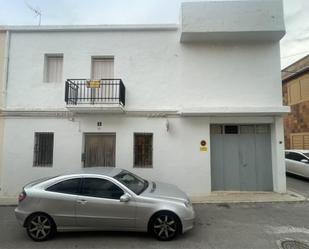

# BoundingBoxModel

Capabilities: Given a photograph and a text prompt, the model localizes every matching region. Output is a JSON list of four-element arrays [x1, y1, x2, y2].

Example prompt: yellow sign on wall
[[200, 140, 208, 152], [87, 80, 100, 88], [200, 146, 208, 152]]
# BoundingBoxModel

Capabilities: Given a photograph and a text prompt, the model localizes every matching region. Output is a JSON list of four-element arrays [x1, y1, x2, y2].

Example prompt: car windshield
[[304, 153, 309, 158], [114, 170, 148, 195]]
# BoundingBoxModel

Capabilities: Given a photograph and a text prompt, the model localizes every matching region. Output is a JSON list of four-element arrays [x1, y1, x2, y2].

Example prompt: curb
[[190, 191, 307, 204]]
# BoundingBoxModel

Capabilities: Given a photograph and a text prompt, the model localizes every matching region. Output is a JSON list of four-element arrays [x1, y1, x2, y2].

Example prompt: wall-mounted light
[[97, 121, 102, 130], [165, 119, 170, 132]]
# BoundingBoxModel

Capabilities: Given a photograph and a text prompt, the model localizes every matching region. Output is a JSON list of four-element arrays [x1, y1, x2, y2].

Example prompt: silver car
[[15, 168, 195, 241], [285, 150, 309, 178]]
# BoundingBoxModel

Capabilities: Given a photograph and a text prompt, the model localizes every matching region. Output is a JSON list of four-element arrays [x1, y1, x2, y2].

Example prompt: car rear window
[[24, 176, 58, 188], [46, 178, 81, 195]]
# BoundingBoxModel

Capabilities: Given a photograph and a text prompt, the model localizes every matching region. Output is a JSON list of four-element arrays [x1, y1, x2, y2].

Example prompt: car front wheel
[[150, 211, 181, 241], [26, 213, 56, 241]]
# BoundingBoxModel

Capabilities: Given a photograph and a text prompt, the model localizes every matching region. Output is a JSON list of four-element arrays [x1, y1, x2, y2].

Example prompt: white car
[[285, 150, 309, 178]]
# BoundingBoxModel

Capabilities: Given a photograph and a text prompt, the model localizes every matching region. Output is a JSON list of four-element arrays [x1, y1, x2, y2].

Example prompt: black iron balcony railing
[[65, 79, 125, 106]]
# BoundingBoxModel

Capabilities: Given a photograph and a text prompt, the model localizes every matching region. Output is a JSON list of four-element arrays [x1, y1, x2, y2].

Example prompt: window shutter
[[290, 133, 309, 150], [45, 55, 63, 83], [289, 81, 301, 105], [91, 58, 114, 79], [300, 75, 309, 101]]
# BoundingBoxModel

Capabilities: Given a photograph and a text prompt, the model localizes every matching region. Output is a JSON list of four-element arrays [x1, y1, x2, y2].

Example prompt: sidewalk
[[191, 190, 307, 204]]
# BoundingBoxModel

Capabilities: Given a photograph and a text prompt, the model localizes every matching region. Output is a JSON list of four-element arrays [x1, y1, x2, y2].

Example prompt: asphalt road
[[0, 176, 308, 249], [287, 174, 309, 199]]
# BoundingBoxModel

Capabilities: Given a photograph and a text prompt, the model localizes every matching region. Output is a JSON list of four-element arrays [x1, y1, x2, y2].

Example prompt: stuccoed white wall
[[6, 30, 283, 109], [181, 1, 284, 33], [271, 116, 286, 193], [1, 115, 211, 197], [1, 114, 286, 198]]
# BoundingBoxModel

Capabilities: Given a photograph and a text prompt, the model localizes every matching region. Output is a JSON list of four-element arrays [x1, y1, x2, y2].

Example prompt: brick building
[[282, 55, 309, 149]]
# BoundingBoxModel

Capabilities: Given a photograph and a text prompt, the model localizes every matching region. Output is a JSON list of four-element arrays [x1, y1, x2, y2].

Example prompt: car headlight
[[184, 200, 192, 208]]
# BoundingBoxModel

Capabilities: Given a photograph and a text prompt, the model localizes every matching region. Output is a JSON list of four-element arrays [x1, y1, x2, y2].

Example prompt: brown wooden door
[[84, 134, 116, 167]]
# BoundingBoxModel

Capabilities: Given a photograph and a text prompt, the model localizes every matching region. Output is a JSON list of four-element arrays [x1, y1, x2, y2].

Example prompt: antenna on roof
[[25, 2, 42, 25]]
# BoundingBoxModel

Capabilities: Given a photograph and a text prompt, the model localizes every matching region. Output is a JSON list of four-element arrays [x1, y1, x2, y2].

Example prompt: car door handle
[[77, 199, 87, 205]]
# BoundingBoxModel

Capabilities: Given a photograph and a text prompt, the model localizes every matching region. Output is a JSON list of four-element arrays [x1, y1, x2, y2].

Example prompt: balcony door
[[91, 57, 114, 80], [84, 133, 116, 167], [91, 58, 115, 103]]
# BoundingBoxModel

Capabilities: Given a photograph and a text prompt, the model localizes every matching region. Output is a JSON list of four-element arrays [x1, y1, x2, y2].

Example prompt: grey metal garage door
[[210, 124, 273, 191]]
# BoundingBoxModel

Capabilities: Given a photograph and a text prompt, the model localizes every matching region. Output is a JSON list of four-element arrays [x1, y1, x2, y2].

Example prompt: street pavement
[[287, 174, 309, 199], [0, 176, 308, 249]]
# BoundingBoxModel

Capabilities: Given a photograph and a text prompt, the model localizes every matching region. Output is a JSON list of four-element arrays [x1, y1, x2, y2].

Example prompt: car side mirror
[[120, 193, 131, 202], [301, 159, 309, 164]]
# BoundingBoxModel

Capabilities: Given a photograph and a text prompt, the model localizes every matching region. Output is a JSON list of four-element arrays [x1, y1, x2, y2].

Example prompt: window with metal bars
[[33, 132, 54, 167], [134, 133, 153, 168]]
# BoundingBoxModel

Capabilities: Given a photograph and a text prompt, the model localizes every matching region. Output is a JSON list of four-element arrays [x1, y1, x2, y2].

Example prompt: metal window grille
[[224, 125, 239, 134], [33, 133, 54, 167], [134, 133, 153, 168]]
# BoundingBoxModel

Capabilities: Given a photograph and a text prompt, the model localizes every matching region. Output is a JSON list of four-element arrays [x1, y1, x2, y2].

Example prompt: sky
[[0, 0, 308, 68]]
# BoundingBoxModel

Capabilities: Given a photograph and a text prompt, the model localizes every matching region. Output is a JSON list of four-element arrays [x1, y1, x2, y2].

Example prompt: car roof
[[24, 168, 125, 189], [285, 149, 309, 154], [60, 167, 123, 177]]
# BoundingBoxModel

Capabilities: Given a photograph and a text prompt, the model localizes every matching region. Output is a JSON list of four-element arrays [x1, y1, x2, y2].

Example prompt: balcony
[[65, 79, 125, 112]]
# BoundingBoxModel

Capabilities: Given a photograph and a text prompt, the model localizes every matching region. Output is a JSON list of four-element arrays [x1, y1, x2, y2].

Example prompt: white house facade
[[0, 0, 288, 201]]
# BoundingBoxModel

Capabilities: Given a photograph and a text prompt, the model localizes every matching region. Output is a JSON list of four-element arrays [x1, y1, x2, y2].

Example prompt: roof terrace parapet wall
[[180, 0, 285, 42]]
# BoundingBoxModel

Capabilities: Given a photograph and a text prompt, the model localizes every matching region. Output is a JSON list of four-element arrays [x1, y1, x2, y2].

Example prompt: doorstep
[[190, 191, 307, 204]]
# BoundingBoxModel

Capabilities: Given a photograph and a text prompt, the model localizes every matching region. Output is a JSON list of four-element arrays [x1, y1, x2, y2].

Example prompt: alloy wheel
[[153, 214, 178, 240], [27, 214, 54, 241]]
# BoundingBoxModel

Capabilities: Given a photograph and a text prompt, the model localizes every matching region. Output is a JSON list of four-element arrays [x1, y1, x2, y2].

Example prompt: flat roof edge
[[0, 24, 179, 32], [282, 66, 309, 83], [179, 106, 290, 116]]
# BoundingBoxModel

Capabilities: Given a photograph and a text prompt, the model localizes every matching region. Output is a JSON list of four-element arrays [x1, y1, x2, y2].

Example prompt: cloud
[[281, 0, 309, 68]]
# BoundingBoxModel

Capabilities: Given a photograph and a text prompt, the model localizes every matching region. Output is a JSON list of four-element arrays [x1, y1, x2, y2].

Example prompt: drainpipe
[[3, 30, 11, 101], [0, 30, 10, 196]]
